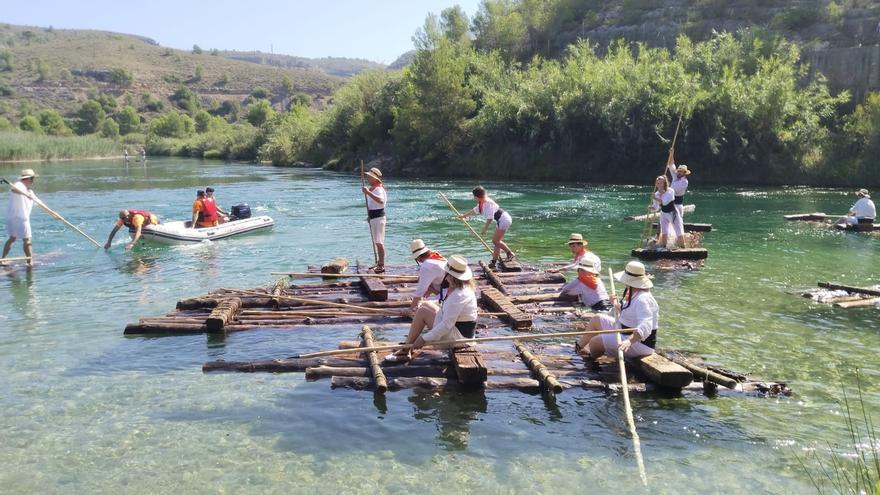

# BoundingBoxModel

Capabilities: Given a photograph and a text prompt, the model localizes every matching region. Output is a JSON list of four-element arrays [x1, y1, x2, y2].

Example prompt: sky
[[2, 0, 483, 64]]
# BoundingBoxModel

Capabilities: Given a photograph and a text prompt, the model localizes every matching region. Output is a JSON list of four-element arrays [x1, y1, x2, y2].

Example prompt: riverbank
[[0, 131, 121, 162]]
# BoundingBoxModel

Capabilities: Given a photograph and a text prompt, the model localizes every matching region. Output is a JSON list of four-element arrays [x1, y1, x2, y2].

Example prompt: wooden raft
[[631, 248, 708, 261], [626, 204, 695, 221], [479, 287, 532, 330], [652, 222, 713, 232], [798, 282, 880, 308], [637, 354, 693, 388]]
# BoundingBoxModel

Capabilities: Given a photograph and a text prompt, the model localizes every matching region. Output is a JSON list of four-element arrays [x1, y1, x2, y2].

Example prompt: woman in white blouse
[[459, 186, 514, 269], [651, 175, 684, 249], [385, 255, 479, 362], [576, 261, 658, 359], [666, 148, 691, 219]]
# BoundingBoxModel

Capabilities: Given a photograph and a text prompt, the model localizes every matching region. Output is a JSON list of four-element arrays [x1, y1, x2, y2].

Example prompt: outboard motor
[[230, 203, 251, 220]]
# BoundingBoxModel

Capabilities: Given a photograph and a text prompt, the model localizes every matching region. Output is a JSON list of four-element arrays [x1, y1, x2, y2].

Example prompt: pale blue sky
[[2, 0, 483, 64]]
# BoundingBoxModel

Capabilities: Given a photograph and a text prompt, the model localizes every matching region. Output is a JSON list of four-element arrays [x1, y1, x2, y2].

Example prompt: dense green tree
[[441, 6, 471, 45], [19, 115, 42, 133], [109, 67, 133, 87], [213, 99, 240, 122], [260, 105, 319, 164], [194, 110, 212, 133], [245, 99, 275, 127], [38, 109, 72, 135], [170, 86, 200, 113], [250, 87, 271, 100], [76, 100, 105, 134], [148, 112, 194, 138], [99, 118, 119, 138], [115, 105, 141, 135]]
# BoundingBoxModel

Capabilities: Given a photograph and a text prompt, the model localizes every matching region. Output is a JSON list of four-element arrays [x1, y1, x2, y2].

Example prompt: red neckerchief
[[426, 251, 445, 261], [369, 181, 384, 192], [577, 271, 598, 289]]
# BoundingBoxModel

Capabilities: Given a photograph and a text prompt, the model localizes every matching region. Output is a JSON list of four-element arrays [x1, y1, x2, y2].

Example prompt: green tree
[[250, 87, 271, 100], [38, 109, 72, 135], [89, 91, 118, 113], [170, 86, 200, 113], [0, 116, 12, 131], [441, 6, 471, 45], [259, 104, 319, 164], [280, 76, 294, 98], [115, 105, 141, 135], [109, 67, 133, 87], [245, 99, 275, 127], [217, 72, 229, 86], [76, 100, 106, 134], [100, 118, 120, 138], [0, 50, 11, 71], [19, 115, 42, 133], [214, 99, 240, 122], [194, 109, 212, 133], [192, 65, 204, 82], [192, 44, 203, 54], [35, 58, 50, 81], [148, 112, 194, 138], [140, 94, 164, 112]]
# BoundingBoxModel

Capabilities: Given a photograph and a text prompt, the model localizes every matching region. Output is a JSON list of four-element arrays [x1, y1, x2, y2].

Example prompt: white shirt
[[366, 185, 386, 211], [415, 258, 446, 298], [560, 249, 602, 274], [471, 198, 500, 220], [562, 275, 609, 307], [422, 286, 479, 342], [618, 290, 659, 342], [652, 189, 675, 210], [668, 163, 689, 197], [6, 181, 34, 221], [851, 197, 876, 219]]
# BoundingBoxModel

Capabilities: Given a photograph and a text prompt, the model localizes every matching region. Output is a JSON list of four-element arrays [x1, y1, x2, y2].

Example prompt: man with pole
[[2, 169, 38, 266], [361, 167, 386, 273]]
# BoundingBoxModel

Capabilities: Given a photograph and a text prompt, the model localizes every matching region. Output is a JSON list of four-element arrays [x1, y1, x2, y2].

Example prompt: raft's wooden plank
[[509, 292, 578, 304], [637, 353, 693, 389], [450, 347, 487, 385], [479, 261, 509, 295], [480, 287, 532, 330], [652, 222, 713, 232], [124, 322, 208, 335], [631, 248, 708, 261], [514, 341, 563, 394], [784, 212, 830, 221], [206, 297, 242, 333], [321, 258, 349, 274], [359, 276, 388, 301], [834, 297, 880, 308], [627, 204, 695, 221], [833, 222, 880, 232], [666, 354, 737, 389], [498, 259, 523, 272], [817, 282, 880, 297]]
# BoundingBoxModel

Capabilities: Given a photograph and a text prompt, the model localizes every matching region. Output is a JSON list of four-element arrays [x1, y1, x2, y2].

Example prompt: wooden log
[[784, 212, 831, 221], [360, 326, 388, 393], [509, 292, 578, 304], [666, 355, 737, 389], [204, 357, 367, 372], [330, 376, 549, 391], [479, 261, 509, 295], [124, 322, 208, 335], [637, 353, 693, 388], [824, 294, 869, 304], [817, 282, 880, 297], [495, 272, 566, 284], [176, 297, 219, 310], [627, 204, 695, 221], [834, 297, 880, 308], [206, 297, 242, 332], [498, 259, 523, 272], [479, 287, 532, 330], [631, 248, 708, 261], [450, 347, 488, 385], [359, 274, 388, 301], [321, 258, 349, 274], [513, 341, 563, 394], [652, 222, 713, 232], [305, 365, 452, 380]]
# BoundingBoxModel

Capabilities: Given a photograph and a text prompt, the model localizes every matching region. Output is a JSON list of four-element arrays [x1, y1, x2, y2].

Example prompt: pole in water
[[437, 191, 494, 254]]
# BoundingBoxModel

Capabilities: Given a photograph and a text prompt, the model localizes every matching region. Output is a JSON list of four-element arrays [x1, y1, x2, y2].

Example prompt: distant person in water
[[458, 186, 514, 269], [123, 148, 130, 164], [2, 169, 38, 266], [204, 187, 229, 223], [843, 189, 876, 226], [362, 167, 386, 273], [140, 148, 146, 162], [105, 209, 159, 251]]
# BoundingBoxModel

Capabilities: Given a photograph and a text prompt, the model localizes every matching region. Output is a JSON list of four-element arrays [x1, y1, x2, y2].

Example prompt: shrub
[[76, 100, 105, 134], [19, 115, 42, 133], [170, 85, 200, 113], [250, 87, 271, 100], [217, 72, 229, 86], [0, 50, 11, 71], [192, 65, 203, 83], [109, 67, 133, 87], [192, 44, 203, 54], [35, 58, 50, 81], [194, 110, 212, 133], [245, 99, 274, 127], [100, 118, 119, 138], [0, 116, 11, 131], [89, 91, 117, 113], [0, 81, 12, 97], [38, 109, 72, 136], [214, 99, 240, 122], [115, 105, 141, 135], [148, 112, 194, 138], [140, 94, 164, 112]]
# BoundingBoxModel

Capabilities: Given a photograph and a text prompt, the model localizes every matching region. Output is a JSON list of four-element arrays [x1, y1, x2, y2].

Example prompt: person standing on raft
[[384, 255, 479, 363], [458, 186, 514, 269], [842, 188, 876, 226], [362, 167, 386, 273], [576, 261, 658, 359], [409, 239, 448, 313], [666, 148, 691, 219], [650, 175, 684, 249], [105, 209, 159, 251], [2, 169, 38, 266], [559, 260, 612, 312], [548, 233, 601, 274]]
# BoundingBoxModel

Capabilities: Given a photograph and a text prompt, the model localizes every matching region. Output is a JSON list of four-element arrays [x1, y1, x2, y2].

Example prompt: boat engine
[[230, 203, 251, 220]]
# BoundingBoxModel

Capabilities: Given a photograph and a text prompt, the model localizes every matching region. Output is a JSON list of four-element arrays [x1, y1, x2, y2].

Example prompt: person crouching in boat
[[560, 260, 612, 312], [576, 261, 657, 359], [649, 175, 684, 250], [548, 233, 601, 274], [409, 239, 447, 313], [362, 167, 387, 273], [666, 148, 691, 219], [458, 186, 514, 269], [105, 209, 159, 251], [204, 187, 229, 224], [842, 189, 876, 227], [385, 255, 478, 362]]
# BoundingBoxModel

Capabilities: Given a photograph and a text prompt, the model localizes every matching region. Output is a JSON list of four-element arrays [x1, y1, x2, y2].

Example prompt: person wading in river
[[458, 186, 514, 269], [105, 209, 159, 251], [841, 188, 876, 227], [362, 167, 386, 273], [2, 169, 38, 266], [204, 187, 229, 224], [384, 255, 479, 363], [409, 239, 447, 314], [576, 261, 658, 359]]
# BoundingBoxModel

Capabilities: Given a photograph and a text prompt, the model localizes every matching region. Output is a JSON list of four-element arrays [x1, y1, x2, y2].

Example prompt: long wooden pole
[[3, 178, 102, 248], [221, 287, 402, 315], [270, 271, 417, 280], [360, 160, 378, 265], [608, 268, 648, 486], [298, 328, 632, 358], [437, 191, 494, 254]]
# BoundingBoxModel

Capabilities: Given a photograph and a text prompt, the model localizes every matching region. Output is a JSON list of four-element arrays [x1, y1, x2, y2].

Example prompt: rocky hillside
[[217, 51, 385, 78]]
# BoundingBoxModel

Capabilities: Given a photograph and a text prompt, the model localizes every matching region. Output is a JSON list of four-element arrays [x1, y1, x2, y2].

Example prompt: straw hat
[[613, 261, 653, 289], [410, 239, 430, 260], [20, 169, 37, 179], [566, 233, 586, 245], [443, 255, 473, 281], [575, 259, 599, 275], [676, 165, 691, 176], [365, 167, 382, 182], [857, 188, 870, 198]]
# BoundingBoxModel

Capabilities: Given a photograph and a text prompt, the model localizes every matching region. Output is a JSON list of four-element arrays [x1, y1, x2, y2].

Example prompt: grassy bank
[[0, 131, 120, 162]]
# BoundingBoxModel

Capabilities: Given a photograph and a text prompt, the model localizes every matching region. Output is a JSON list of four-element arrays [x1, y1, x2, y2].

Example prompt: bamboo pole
[[360, 160, 378, 265], [437, 191, 494, 254], [271, 271, 418, 280], [2, 178, 102, 248], [608, 268, 648, 486], [221, 287, 403, 315], [298, 328, 631, 358]]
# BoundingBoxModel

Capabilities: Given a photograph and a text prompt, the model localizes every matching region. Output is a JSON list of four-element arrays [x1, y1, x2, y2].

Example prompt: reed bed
[[0, 131, 119, 162]]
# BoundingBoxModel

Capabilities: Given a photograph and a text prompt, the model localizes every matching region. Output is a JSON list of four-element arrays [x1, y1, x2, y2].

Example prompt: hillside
[[218, 50, 385, 78], [0, 24, 345, 117]]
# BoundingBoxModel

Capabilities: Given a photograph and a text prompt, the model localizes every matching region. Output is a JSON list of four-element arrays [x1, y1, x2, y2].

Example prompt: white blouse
[[471, 198, 500, 220], [652, 189, 675, 211], [668, 163, 689, 197], [415, 258, 447, 298], [562, 276, 609, 307], [6, 181, 34, 220], [560, 250, 602, 274], [618, 290, 659, 342], [366, 185, 386, 210], [422, 286, 479, 342], [851, 197, 876, 219]]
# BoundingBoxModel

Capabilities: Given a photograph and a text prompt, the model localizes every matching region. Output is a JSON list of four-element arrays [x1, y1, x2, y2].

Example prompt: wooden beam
[[321, 258, 349, 274], [834, 297, 880, 308], [509, 292, 578, 304], [498, 259, 523, 272], [514, 341, 563, 394], [784, 212, 831, 221], [359, 275, 388, 301], [631, 248, 708, 261], [652, 222, 713, 232], [480, 286, 532, 330], [637, 353, 693, 389], [479, 260, 509, 295], [360, 326, 388, 393], [666, 355, 737, 389], [818, 282, 880, 296], [206, 297, 242, 333], [449, 347, 488, 385]]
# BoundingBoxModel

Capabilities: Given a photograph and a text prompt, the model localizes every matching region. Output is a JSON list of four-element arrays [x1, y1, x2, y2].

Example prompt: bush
[[170, 86, 200, 113], [109, 67, 133, 87], [192, 44, 203, 54], [115, 105, 141, 135], [89, 91, 117, 113], [76, 100, 105, 134], [38, 109, 72, 136], [0, 81, 13, 97], [140, 94, 164, 112], [194, 110, 212, 133], [245, 99, 275, 127], [148, 112, 194, 138], [99, 118, 119, 138], [250, 87, 271, 100], [213, 99, 240, 122], [19, 115, 42, 133], [0, 116, 11, 131], [0, 50, 11, 71]]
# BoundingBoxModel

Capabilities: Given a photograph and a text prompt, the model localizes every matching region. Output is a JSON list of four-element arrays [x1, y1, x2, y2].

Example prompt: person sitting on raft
[[842, 188, 876, 226], [458, 186, 514, 269], [559, 260, 612, 312], [385, 255, 478, 363], [409, 239, 447, 313], [105, 209, 159, 251], [666, 148, 691, 219], [548, 233, 601, 274], [576, 261, 658, 359], [649, 175, 684, 250]]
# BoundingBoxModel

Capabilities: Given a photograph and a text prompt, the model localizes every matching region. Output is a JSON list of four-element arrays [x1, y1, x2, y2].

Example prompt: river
[[0, 158, 877, 494]]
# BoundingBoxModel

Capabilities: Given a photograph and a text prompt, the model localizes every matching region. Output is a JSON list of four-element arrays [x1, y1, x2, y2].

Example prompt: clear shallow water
[[0, 158, 877, 494]]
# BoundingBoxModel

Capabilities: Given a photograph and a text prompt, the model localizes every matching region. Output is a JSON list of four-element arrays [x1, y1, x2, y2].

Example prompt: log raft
[[632, 248, 709, 261], [652, 222, 713, 232], [797, 282, 880, 309]]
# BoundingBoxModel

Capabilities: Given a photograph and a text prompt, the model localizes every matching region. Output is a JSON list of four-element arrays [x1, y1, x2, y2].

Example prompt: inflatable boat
[[140, 213, 274, 245]]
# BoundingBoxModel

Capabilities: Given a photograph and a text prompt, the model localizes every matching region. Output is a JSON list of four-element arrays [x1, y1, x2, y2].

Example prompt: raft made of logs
[[652, 222, 713, 232], [798, 282, 880, 308], [626, 204, 695, 221], [631, 248, 708, 261], [833, 222, 880, 232], [784, 212, 835, 221]]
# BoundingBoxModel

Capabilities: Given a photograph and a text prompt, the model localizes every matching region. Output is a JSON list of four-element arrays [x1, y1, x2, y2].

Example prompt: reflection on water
[[409, 389, 488, 451]]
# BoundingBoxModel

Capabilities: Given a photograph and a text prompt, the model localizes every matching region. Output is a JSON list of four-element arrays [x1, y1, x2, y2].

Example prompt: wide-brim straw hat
[[566, 233, 586, 245], [411, 239, 430, 260], [365, 167, 382, 182], [575, 260, 599, 275], [443, 255, 473, 281], [614, 261, 653, 289], [676, 165, 691, 176], [857, 188, 870, 198], [20, 169, 37, 179]]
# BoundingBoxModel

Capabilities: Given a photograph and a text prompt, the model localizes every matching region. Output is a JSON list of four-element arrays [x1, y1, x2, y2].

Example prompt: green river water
[[0, 158, 877, 494]]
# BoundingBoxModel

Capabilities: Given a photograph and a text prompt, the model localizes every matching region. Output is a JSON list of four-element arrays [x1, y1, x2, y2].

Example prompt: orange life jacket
[[124, 209, 156, 228], [201, 197, 219, 223]]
